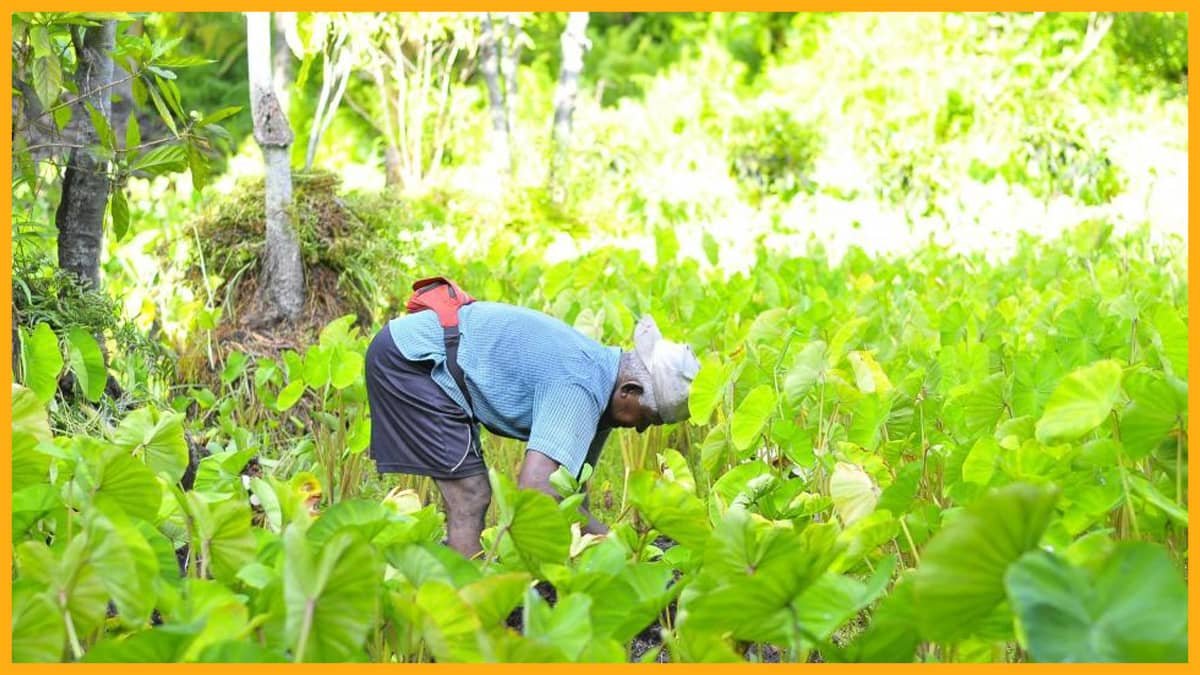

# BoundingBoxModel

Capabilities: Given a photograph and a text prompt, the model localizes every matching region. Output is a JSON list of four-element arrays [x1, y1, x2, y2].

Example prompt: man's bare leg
[[434, 473, 492, 558]]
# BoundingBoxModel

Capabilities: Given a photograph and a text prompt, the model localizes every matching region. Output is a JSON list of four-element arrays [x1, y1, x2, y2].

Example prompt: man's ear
[[619, 381, 644, 397]]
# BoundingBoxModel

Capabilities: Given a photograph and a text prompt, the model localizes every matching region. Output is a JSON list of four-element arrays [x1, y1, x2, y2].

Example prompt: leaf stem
[[294, 598, 315, 662]]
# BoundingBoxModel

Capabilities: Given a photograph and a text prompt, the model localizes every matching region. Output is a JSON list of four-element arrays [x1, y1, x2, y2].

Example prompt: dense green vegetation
[[10, 11, 1188, 663]]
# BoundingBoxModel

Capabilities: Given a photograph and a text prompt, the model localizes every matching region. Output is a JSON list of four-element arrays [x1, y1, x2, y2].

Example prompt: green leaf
[[130, 144, 186, 175], [85, 451, 162, 523], [86, 102, 115, 150], [174, 578, 250, 660], [877, 461, 922, 516], [627, 470, 711, 550], [1035, 360, 1123, 444], [276, 379, 306, 411], [687, 353, 727, 424], [784, 341, 828, 403], [82, 624, 198, 662], [87, 502, 159, 628], [911, 482, 1059, 643], [67, 327, 107, 402], [848, 350, 892, 394], [702, 231, 720, 266], [283, 525, 382, 662], [1005, 543, 1186, 662], [32, 56, 62, 111], [458, 572, 531, 628], [147, 83, 178, 135], [830, 461, 878, 526], [1127, 474, 1188, 526], [125, 113, 141, 152], [415, 580, 485, 662], [189, 495, 256, 585], [834, 576, 919, 662], [112, 408, 189, 484], [110, 187, 130, 242], [730, 384, 776, 451], [187, 142, 209, 192], [1119, 372, 1180, 460], [1151, 305, 1187, 380], [330, 349, 364, 390], [21, 322, 63, 403], [12, 384, 52, 443], [12, 590, 64, 662], [54, 104, 72, 132], [197, 105, 243, 127], [962, 437, 1001, 486], [490, 470, 571, 573], [960, 372, 1008, 435], [658, 447, 696, 493]]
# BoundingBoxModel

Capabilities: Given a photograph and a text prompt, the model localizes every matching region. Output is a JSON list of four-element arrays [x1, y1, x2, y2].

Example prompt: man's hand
[[519, 449, 609, 536]]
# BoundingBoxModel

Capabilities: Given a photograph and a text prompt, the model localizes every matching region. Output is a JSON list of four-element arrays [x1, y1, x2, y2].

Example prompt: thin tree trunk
[[55, 21, 116, 289], [480, 13, 510, 178], [548, 12, 590, 199], [384, 145, 404, 187], [247, 12, 304, 325], [502, 14, 521, 144], [272, 13, 294, 115]]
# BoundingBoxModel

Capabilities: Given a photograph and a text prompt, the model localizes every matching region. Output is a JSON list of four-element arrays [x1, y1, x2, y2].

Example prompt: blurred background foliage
[[10, 9, 1188, 481]]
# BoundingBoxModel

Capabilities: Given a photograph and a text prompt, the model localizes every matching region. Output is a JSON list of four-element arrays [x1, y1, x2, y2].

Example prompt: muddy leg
[[435, 473, 491, 558]]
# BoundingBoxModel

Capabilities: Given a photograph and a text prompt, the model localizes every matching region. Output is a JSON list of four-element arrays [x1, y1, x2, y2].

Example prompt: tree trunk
[[272, 13, 294, 116], [480, 13, 510, 178], [247, 12, 304, 325], [384, 145, 404, 188], [502, 14, 521, 142], [548, 12, 590, 199], [55, 21, 117, 289]]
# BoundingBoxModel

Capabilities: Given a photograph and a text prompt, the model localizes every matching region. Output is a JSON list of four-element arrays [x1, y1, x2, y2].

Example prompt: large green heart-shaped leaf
[[188, 494, 256, 585], [67, 327, 107, 402], [458, 572, 530, 628], [306, 499, 390, 548], [848, 350, 892, 394], [13, 384, 51, 443], [960, 372, 1008, 436], [1035, 360, 1123, 444], [174, 578, 251, 660], [283, 525, 382, 662], [1119, 371, 1181, 461], [87, 502, 159, 628], [82, 624, 199, 662], [1005, 543, 1186, 662], [330, 347, 364, 390], [830, 461, 879, 526], [730, 384, 776, 451], [962, 437, 1001, 486], [112, 407, 189, 485], [415, 580, 485, 662], [21, 323, 63, 404], [490, 470, 571, 573], [12, 587, 64, 662], [832, 576, 919, 663], [1151, 305, 1187, 380], [71, 448, 162, 523], [682, 512, 841, 645], [627, 469, 711, 550], [784, 341, 828, 404], [911, 482, 1059, 643], [687, 353, 727, 424]]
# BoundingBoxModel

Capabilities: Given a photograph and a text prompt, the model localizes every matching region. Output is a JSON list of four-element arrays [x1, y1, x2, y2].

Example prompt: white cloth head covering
[[632, 315, 701, 423]]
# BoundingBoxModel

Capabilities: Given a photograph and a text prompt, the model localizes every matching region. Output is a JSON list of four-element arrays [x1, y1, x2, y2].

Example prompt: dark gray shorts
[[364, 326, 485, 479]]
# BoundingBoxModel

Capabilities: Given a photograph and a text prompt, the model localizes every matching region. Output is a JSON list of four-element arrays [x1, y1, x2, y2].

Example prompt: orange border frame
[[2, 3, 1196, 672]]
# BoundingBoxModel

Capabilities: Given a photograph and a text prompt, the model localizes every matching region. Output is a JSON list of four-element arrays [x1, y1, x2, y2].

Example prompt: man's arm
[[518, 449, 609, 535]]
